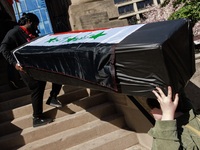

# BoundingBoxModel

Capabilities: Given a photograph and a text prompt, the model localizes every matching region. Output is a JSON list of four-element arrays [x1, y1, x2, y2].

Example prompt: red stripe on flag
[[51, 27, 110, 36], [51, 24, 130, 36], [15, 0, 20, 3]]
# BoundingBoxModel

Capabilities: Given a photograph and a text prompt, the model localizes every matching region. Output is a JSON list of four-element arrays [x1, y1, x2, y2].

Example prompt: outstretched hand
[[15, 63, 26, 73], [152, 86, 179, 120]]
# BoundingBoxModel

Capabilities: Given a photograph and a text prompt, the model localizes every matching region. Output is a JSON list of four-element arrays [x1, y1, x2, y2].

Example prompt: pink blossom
[[142, 0, 198, 36], [193, 21, 200, 36]]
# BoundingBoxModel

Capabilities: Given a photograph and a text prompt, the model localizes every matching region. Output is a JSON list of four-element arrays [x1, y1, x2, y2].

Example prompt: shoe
[[46, 96, 63, 108], [33, 117, 53, 127], [9, 80, 19, 90], [9, 81, 19, 90]]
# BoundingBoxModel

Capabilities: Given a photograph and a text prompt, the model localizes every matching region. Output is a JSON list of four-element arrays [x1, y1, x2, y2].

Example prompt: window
[[39, 22, 45, 35], [157, 0, 160, 4], [114, 0, 132, 4], [25, 0, 34, 11], [12, 0, 53, 35], [31, 0, 39, 9], [34, 10, 42, 21], [137, 0, 153, 11], [37, 0, 46, 8], [44, 21, 53, 34], [40, 8, 48, 21], [20, 0, 27, 12], [118, 4, 134, 15], [13, 2, 22, 13]]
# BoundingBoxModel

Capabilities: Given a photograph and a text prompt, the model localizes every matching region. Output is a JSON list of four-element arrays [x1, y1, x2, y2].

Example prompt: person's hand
[[15, 63, 26, 73], [150, 107, 162, 121], [152, 86, 179, 120]]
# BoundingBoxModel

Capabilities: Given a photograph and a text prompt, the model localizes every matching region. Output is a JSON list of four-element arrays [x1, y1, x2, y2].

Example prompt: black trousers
[[7, 63, 16, 82], [19, 72, 62, 118]]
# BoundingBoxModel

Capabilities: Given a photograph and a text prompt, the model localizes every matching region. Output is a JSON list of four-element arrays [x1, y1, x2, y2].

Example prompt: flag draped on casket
[[13, 18, 195, 98]]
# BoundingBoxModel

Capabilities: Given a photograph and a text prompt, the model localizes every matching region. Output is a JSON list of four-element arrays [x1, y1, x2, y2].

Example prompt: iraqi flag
[[13, 18, 195, 98]]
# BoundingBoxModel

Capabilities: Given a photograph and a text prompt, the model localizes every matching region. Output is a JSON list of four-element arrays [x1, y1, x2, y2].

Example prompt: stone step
[[0, 75, 64, 90], [0, 92, 108, 137], [0, 65, 6, 71], [0, 79, 27, 93], [0, 94, 31, 113], [67, 128, 139, 150], [0, 87, 31, 102], [0, 66, 6, 73], [16, 114, 125, 150], [0, 66, 7, 72], [0, 84, 80, 113], [0, 76, 8, 86], [0, 60, 7, 70], [0, 84, 11, 93], [124, 144, 149, 150], [0, 102, 119, 149], [0, 58, 19, 83], [0, 71, 6, 79], [0, 80, 62, 97], [0, 88, 89, 123], [0, 84, 65, 113]]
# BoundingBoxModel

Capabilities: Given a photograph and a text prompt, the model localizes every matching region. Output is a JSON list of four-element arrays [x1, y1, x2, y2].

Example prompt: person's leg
[[50, 83, 62, 97], [46, 83, 63, 107], [19, 72, 53, 127], [31, 80, 46, 117], [7, 63, 19, 89]]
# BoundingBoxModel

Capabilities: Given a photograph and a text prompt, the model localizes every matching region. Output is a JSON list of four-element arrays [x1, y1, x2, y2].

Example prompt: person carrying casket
[[0, 13, 63, 127], [147, 86, 200, 149]]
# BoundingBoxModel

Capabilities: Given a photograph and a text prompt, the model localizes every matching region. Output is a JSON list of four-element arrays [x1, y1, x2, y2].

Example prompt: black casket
[[13, 18, 195, 98]]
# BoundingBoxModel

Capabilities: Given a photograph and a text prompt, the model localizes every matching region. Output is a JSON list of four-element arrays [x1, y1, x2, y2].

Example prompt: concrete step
[[0, 85, 63, 114], [125, 144, 149, 150], [0, 88, 89, 123], [0, 84, 11, 93], [67, 128, 139, 150], [0, 71, 6, 79], [0, 84, 80, 113], [16, 114, 125, 150], [0, 64, 6, 71], [0, 102, 118, 149], [0, 92, 108, 137], [0, 65, 6, 72], [0, 76, 8, 86], [0, 65, 7, 71], [0, 80, 27, 93], [0, 80, 62, 96], [0, 87, 31, 102], [0, 94, 31, 113], [0, 60, 7, 70]]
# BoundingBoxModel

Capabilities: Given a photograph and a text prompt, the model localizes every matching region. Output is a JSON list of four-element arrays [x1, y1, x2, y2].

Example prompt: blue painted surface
[[13, 0, 53, 36]]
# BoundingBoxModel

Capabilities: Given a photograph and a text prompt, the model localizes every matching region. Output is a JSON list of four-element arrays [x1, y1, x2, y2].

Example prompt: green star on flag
[[89, 31, 107, 40], [46, 37, 59, 43]]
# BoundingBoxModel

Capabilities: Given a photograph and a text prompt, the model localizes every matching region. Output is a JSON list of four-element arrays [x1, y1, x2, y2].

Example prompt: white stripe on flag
[[13, 24, 145, 64], [25, 24, 145, 46]]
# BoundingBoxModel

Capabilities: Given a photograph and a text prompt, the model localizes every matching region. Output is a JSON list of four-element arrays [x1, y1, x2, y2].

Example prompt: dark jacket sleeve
[[0, 27, 27, 66]]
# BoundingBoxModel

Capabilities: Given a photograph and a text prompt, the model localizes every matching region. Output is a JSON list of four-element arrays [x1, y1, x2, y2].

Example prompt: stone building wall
[[68, 0, 128, 31]]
